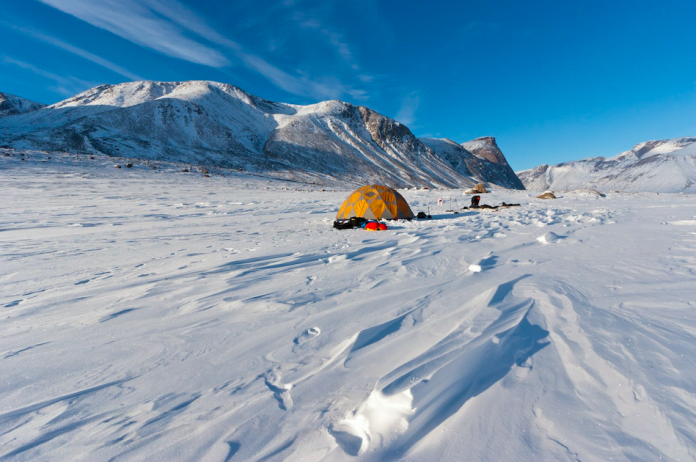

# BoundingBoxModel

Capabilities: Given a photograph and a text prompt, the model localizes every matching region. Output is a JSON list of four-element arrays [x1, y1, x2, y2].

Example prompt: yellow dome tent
[[336, 185, 414, 220]]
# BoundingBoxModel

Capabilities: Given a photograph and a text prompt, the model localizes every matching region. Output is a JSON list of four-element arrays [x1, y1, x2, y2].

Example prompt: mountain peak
[[49, 80, 236, 110], [0, 79, 525, 189], [517, 137, 696, 193], [462, 136, 507, 164], [420, 136, 525, 189], [0, 92, 45, 116], [473, 136, 498, 147]]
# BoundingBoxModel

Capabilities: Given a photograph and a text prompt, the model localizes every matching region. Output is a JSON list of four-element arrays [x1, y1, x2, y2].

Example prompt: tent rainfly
[[336, 185, 414, 220]]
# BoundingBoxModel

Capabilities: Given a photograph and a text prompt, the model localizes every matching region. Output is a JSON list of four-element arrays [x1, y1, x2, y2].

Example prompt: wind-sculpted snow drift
[[518, 137, 696, 193], [0, 80, 523, 189], [1, 151, 696, 460]]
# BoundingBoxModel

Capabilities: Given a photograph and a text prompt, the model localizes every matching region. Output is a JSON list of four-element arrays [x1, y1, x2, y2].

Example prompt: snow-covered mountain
[[518, 137, 696, 193], [0, 92, 45, 116], [0, 81, 524, 189], [420, 136, 525, 190]]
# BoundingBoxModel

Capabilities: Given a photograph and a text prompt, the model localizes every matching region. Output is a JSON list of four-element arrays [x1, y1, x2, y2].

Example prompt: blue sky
[[1, 0, 695, 170]]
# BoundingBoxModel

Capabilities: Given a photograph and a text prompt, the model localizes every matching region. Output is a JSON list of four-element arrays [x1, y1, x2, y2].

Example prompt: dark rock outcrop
[[0, 81, 521, 189], [420, 137, 525, 190], [462, 136, 508, 164]]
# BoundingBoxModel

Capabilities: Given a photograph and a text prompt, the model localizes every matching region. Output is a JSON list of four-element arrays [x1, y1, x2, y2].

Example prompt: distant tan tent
[[336, 185, 414, 220]]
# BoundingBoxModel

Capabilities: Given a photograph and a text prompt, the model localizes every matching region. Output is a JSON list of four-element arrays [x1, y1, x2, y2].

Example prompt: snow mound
[[569, 188, 606, 197], [330, 390, 413, 456], [537, 231, 564, 244]]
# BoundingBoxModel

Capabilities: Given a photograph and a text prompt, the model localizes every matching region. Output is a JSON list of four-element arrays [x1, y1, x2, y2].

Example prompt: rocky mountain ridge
[[517, 137, 696, 193], [0, 80, 524, 189], [420, 137, 524, 190], [0, 92, 45, 116]]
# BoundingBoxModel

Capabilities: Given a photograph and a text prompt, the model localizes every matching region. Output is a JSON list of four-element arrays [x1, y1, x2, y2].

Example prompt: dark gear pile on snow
[[463, 198, 522, 211], [333, 216, 367, 230]]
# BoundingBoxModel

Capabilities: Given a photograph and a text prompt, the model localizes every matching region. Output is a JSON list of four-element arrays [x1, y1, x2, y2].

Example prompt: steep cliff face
[[517, 138, 696, 193], [262, 100, 472, 187], [358, 106, 412, 150], [420, 137, 526, 190], [462, 136, 508, 164], [0, 93, 45, 116], [0, 80, 515, 188]]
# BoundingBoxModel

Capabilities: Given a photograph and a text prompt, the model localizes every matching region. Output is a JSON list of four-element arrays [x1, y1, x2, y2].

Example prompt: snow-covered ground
[[2, 151, 696, 461]]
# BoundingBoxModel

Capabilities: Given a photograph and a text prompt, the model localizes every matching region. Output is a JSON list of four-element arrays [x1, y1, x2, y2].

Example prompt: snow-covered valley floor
[[2, 152, 696, 461]]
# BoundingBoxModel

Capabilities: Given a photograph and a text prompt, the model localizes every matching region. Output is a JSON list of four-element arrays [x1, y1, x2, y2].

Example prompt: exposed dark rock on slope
[[0, 80, 524, 188], [420, 137, 525, 190]]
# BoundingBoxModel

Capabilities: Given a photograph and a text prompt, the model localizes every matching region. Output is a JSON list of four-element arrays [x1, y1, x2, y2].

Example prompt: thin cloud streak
[[0, 55, 95, 96], [145, 0, 363, 100], [294, 13, 355, 65], [1, 22, 143, 81], [37, 0, 368, 101], [144, 0, 243, 52], [38, 0, 231, 67], [395, 92, 420, 126]]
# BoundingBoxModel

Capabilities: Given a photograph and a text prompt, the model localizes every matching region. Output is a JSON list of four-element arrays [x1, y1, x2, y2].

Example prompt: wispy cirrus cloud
[[293, 13, 355, 66], [37, 0, 368, 101], [0, 55, 95, 96], [143, 0, 356, 100], [38, 0, 231, 67], [0, 22, 143, 81], [395, 92, 420, 126]]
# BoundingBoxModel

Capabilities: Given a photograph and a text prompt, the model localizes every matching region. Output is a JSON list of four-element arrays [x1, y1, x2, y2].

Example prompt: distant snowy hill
[[420, 137, 524, 190], [518, 137, 696, 193], [0, 81, 525, 189], [0, 92, 45, 116]]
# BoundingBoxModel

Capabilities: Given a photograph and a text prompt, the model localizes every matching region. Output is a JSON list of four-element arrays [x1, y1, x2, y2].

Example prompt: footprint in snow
[[510, 259, 536, 266], [294, 327, 321, 345], [264, 371, 293, 410]]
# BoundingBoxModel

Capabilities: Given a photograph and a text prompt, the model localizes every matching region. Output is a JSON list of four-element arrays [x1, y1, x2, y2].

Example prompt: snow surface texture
[[518, 137, 696, 193], [2, 150, 696, 461], [0, 92, 45, 116], [0, 81, 522, 190]]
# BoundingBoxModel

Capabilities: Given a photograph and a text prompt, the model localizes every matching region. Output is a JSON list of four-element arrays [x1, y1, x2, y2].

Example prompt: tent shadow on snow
[[386, 213, 479, 230], [428, 212, 479, 220], [382, 275, 550, 456]]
